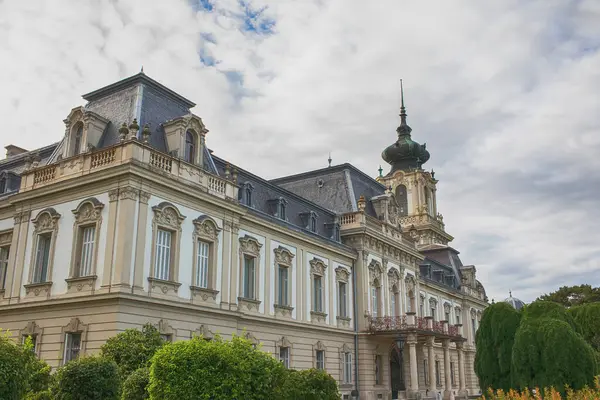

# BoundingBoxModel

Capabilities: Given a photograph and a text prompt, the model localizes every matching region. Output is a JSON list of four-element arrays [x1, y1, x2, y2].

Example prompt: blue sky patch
[[238, 0, 276, 35], [190, 0, 213, 12]]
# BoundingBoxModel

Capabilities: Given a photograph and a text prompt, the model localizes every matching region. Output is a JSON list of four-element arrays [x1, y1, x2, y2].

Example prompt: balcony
[[368, 314, 462, 339], [19, 139, 237, 200], [399, 213, 444, 230]]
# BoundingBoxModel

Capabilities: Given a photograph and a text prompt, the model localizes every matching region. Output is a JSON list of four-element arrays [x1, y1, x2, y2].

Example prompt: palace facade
[[0, 73, 487, 400]]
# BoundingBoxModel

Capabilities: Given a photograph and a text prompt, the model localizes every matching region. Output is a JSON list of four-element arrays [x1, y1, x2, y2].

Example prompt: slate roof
[[0, 143, 58, 199], [270, 163, 387, 218]]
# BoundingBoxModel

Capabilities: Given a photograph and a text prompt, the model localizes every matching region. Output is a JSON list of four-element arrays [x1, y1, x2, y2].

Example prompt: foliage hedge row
[[475, 300, 599, 395], [0, 326, 339, 400]]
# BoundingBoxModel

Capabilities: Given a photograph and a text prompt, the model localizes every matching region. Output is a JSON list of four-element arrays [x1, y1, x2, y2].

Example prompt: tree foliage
[[274, 368, 340, 400], [101, 323, 165, 381], [148, 335, 286, 400], [538, 285, 600, 308], [568, 303, 600, 352], [0, 331, 52, 400], [52, 356, 121, 400], [122, 367, 150, 400], [475, 302, 521, 392]]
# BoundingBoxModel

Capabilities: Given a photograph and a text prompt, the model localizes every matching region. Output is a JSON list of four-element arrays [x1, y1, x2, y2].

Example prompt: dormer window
[[239, 182, 254, 207], [300, 211, 318, 233], [268, 198, 288, 220], [0, 177, 5, 194], [279, 201, 287, 220], [184, 131, 196, 163], [73, 125, 83, 156], [310, 214, 317, 232]]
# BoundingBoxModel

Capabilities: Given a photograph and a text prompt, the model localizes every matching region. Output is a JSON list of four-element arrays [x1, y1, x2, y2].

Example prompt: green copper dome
[[381, 81, 430, 173]]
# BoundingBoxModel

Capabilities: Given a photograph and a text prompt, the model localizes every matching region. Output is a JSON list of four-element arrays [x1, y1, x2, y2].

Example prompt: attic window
[[185, 131, 196, 163], [310, 214, 317, 232], [268, 198, 288, 220], [279, 201, 287, 220], [72, 124, 83, 156], [239, 182, 254, 207], [0, 177, 5, 194]]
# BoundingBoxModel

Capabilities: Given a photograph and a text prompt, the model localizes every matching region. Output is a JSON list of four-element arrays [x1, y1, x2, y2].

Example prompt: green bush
[[148, 335, 286, 400], [474, 302, 521, 392], [569, 303, 600, 351], [122, 367, 150, 400], [0, 331, 52, 400], [52, 356, 120, 400], [25, 390, 54, 400], [274, 368, 340, 400], [521, 300, 577, 329], [512, 318, 597, 392], [101, 324, 164, 380]]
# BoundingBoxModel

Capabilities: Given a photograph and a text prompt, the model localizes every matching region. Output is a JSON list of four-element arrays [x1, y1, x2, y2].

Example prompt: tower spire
[[328, 152, 332, 167], [400, 79, 407, 126]]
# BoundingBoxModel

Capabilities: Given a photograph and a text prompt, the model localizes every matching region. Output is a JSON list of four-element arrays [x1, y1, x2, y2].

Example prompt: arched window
[[371, 279, 381, 317], [391, 285, 400, 317], [245, 186, 253, 206], [185, 131, 196, 164], [73, 125, 83, 156], [310, 214, 317, 233], [407, 289, 415, 313], [395, 184, 408, 216]]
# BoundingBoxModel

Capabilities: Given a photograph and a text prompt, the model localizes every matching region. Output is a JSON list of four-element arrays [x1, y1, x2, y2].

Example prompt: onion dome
[[381, 80, 430, 173], [504, 291, 525, 310]]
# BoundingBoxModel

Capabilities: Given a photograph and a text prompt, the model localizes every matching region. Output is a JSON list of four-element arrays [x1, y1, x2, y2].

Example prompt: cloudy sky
[[1, 0, 599, 303]]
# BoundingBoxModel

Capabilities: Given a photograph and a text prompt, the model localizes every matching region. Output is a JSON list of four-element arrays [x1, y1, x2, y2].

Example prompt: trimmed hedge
[[122, 367, 150, 400], [274, 368, 340, 400], [52, 356, 121, 400]]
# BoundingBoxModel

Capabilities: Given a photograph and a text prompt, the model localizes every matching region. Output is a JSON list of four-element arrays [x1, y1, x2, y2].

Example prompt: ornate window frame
[[239, 182, 254, 207], [273, 246, 294, 317], [443, 302, 452, 322], [405, 274, 416, 313], [244, 331, 260, 348], [163, 113, 207, 164], [238, 235, 262, 311], [313, 340, 326, 370], [66, 198, 104, 293], [368, 260, 384, 317], [276, 336, 292, 368], [310, 257, 328, 323], [335, 266, 351, 327], [340, 343, 353, 386], [20, 321, 43, 357], [190, 215, 221, 303], [148, 202, 185, 295], [25, 208, 61, 298], [192, 324, 214, 341], [388, 267, 401, 317], [429, 297, 438, 320], [268, 197, 288, 221], [59, 317, 88, 365], [454, 306, 462, 325], [0, 229, 12, 295], [419, 294, 426, 317]]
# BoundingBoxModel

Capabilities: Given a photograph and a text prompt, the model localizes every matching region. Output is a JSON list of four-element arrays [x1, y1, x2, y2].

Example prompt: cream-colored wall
[[20, 192, 110, 296], [0, 217, 13, 231]]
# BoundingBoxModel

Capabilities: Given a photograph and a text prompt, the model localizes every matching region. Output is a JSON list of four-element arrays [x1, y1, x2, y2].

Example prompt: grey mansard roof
[[270, 163, 387, 218], [0, 143, 58, 199]]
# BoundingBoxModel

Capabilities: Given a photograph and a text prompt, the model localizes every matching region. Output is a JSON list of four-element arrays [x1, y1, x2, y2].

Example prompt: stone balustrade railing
[[21, 139, 237, 200]]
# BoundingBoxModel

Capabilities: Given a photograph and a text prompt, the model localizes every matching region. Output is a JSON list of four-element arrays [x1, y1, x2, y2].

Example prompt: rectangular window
[[77, 226, 95, 277], [451, 361, 456, 385], [472, 318, 477, 338], [313, 275, 323, 312], [64, 332, 81, 363], [338, 281, 347, 318], [375, 355, 382, 385], [391, 293, 397, 317], [431, 307, 436, 321], [0, 246, 9, 290], [279, 347, 290, 368], [154, 229, 172, 281], [243, 255, 255, 299], [22, 334, 37, 353], [343, 352, 352, 384], [371, 287, 379, 317], [196, 239, 210, 288], [435, 360, 441, 386], [423, 359, 429, 384], [316, 350, 325, 370], [456, 313, 460, 325], [33, 234, 52, 283], [279, 203, 287, 220], [278, 265, 288, 306]]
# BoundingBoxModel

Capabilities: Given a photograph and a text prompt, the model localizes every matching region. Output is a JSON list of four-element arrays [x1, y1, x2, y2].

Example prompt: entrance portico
[[369, 312, 468, 400]]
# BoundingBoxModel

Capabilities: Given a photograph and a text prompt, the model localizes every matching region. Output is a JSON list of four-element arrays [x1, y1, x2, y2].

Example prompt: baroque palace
[[0, 73, 487, 400]]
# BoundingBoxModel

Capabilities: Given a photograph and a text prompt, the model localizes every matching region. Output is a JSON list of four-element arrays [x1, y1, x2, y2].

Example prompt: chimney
[[5, 145, 28, 159]]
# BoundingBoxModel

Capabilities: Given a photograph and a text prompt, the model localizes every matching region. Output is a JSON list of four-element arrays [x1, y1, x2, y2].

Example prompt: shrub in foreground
[[481, 376, 600, 399], [274, 368, 340, 400], [122, 367, 150, 400], [52, 356, 120, 400]]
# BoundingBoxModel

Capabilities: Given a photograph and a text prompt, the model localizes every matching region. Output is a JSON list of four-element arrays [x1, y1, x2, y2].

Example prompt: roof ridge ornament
[[397, 79, 412, 137]]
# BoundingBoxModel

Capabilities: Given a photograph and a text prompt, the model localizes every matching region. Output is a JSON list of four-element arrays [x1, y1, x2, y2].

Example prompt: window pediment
[[239, 235, 262, 256], [429, 297, 438, 307], [193, 215, 221, 240], [274, 246, 294, 267], [309, 257, 327, 276], [32, 208, 61, 233], [368, 260, 384, 285], [72, 198, 104, 224], [443, 302, 452, 314], [335, 266, 350, 283], [152, 202, 185, 230], [405, 274, 416, 292], [388, 267, 401, 290]]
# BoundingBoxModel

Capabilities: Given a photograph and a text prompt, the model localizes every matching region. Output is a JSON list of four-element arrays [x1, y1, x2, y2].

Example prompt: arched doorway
[[390, 346, 405, 399]]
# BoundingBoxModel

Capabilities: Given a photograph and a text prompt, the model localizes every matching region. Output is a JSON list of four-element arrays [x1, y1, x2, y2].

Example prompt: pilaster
[[112, 187, 139, 289], [264, 237, 271, 315], [101, 189, 119, 290], [443, 339, 452, 400], [297, 248, 304, 321], [7, 211, 30, 302], [457, 341, 467, 397], [426, 336, 436, 392], [356, 249, 369, 331], [228, 223, 240, 309], [220, 220, 232, 308], [132, 191, 150, 292]]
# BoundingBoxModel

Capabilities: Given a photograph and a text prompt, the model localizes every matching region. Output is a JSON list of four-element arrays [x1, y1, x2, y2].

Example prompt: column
[[427, 337, 436, 393], [457, 342, 466, 396], [408, 334, 419, 395], [443, 339, 452, 399]]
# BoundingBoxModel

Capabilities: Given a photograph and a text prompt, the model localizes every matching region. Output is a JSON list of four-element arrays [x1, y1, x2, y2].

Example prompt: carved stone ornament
[[239, 235, 262, 256], [429, 297, 438, 307], [444, 302, 452, 314], [157, 319, 174, 336], [455, 306, 462, 315], [139, 191, 151, 204], [341, 343, 352, 354], [152, 202, 186, 230], [0, 230, 12, 246], [194, 324, 214, 340], [274, 246, 295, 266], [388, 267, 401, 290], [108, 189, 119, 202], [65, 317, 85, 333], [470, 308, 477, 319], [310, 310, 328, 324], [72, 198, 104, 224], [476, 310, 482, 320], [238, 296, 261, 312], [336, 315, 351, 328], [335, 266, 350, 283], [368, 260, 384, 286], [119, 187, 139, 201], [274, 304, 294, 318], [193, 215, 221, 240], [244, 331, 259, 346], [32, 208, 61, 234], [315, 340, 326, 351], [405, 274, 416, 292], [276, 336, 292, 349], [190, 286, 219, 302], [309, 257, 327, 276]]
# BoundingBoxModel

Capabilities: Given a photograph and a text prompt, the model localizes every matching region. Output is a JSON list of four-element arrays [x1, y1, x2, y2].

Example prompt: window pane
[[278, 266, 288, 306], [79, 226, 95, 277], [313, 276, 322, 312], [197, 240, 210, 288], [338, 282, 347, 317], [343, 353, 352, 383], [279, 347, 290, 368], [64, 333, 81, 363], [391, 293, 396, 317], [243, 256, 255, 298], [155, 230, 172, 281], [34, 235, 51, 283], [0, 246, 9, 290]]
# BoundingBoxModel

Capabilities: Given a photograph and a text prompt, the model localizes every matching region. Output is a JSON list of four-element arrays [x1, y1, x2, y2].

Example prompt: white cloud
[[1, 0, 599, 303]]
